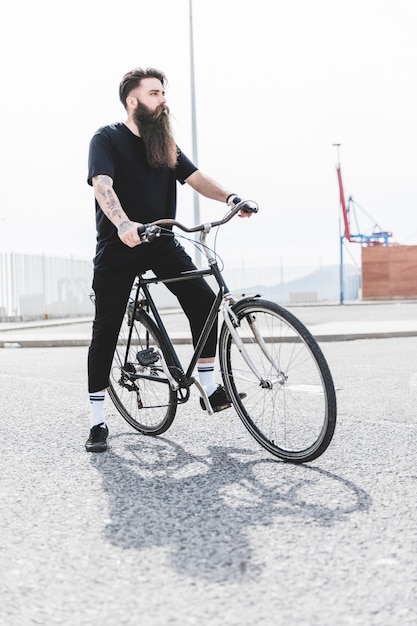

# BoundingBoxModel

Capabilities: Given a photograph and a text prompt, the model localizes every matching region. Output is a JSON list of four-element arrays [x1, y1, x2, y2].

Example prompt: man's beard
[[133, 101, 178, 169]]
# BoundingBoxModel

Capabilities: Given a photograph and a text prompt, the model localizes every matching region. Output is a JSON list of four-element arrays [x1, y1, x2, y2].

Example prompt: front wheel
[[108, 302, 177, 435], [219, 299, 337, 463]]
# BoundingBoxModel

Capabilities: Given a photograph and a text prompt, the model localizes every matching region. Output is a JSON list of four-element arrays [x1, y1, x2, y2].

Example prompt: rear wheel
[[108, 302, 177, 434], [219, 299, 337, 463]]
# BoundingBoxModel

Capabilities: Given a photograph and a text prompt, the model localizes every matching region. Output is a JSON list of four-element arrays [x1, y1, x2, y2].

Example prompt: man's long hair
[[134, 100, 178, 169]]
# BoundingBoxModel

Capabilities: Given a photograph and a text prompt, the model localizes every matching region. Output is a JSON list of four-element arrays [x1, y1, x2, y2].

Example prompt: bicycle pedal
[[136, 348, 159, 366]]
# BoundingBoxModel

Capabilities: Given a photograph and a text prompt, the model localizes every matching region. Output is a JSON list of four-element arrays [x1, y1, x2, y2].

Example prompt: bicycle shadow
[[90, 433, 371, 583]]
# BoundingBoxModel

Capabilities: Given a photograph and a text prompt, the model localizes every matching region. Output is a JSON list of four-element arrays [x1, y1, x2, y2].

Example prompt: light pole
[[333, 143, 344, 305], [189, 0, 201, 265]]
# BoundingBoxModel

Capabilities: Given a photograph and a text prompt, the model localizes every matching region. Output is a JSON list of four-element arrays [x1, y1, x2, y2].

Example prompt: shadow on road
[[90, 433, 371, 583]]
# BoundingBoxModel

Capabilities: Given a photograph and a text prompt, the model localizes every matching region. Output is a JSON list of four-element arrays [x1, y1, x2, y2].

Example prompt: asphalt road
[[1, 336, 416, 625]]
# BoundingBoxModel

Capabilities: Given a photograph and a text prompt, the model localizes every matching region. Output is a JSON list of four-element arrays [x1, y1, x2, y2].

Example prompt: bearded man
[[86, 66, 251, 452]]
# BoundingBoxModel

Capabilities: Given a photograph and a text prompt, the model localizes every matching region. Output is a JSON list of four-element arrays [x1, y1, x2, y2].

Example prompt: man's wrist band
[[226, 193, 237, 204]]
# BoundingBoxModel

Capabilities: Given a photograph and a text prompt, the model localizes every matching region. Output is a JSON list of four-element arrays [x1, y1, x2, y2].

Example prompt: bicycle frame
[[109, 200, 337, 462], [133, 267, 223, 383], [116, 279, 337, 460], [128, 207, 284, 407]]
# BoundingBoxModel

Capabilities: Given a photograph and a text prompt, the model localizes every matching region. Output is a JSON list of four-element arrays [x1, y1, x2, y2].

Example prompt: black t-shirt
[[87, 122, 197, 270]]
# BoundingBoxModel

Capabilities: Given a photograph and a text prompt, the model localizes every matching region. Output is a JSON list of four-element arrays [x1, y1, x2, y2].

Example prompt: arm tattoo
[[94, 176, 122, 220], [118, 221, 132, 234], [105, 189, 122, 219], [96, 174, 112, 185]]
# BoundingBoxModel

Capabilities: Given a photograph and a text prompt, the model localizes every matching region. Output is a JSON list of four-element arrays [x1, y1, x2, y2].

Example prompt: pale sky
[[1, 0, 416, 268]]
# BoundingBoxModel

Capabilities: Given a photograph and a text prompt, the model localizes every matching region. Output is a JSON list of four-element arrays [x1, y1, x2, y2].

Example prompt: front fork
[[221, 298, 286, 388]]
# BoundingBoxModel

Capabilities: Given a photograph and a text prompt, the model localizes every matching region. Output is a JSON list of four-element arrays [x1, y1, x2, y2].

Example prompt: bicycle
[[107, 200, 337, 464]]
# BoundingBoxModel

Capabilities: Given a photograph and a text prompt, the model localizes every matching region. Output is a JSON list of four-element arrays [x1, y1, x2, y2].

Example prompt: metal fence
[[0, 253, 94, 320], [0, 252, 362, 321]]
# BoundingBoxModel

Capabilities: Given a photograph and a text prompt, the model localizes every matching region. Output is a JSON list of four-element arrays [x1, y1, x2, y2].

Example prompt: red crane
[[334, 144, 394, 247]]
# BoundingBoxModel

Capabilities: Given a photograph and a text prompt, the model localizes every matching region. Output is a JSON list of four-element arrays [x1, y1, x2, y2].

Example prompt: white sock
[[89, 391, 106, 427], [197, 363, 217, 396]]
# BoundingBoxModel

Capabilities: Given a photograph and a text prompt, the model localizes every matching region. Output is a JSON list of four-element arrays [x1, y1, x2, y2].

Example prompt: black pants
[[88, 237, 217, 393]]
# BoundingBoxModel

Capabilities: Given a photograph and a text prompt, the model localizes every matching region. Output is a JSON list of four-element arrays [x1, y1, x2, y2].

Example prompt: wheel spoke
[[220, 300, 337, 463], [108, 299, 177, 435]]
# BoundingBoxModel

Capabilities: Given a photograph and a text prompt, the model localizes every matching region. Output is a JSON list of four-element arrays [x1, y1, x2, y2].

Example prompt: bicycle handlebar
[[137, 200, 259, 242]]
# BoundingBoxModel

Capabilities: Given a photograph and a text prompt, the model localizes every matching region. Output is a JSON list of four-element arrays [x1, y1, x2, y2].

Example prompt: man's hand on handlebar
[[117, 220, 144, 247], [227, 195, 259, 218]]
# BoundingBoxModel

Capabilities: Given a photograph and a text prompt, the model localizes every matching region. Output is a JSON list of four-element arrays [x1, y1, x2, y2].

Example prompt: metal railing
[[0, 253, 94, 320], [0, 252, 361, 321]]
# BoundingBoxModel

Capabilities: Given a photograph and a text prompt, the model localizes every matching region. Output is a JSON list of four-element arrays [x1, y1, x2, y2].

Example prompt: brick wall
[[362, 245, 417, 299]]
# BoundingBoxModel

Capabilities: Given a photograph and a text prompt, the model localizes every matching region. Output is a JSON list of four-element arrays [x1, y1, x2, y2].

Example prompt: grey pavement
[[1, 300, 417, 347], [1, 301, 417, 625]]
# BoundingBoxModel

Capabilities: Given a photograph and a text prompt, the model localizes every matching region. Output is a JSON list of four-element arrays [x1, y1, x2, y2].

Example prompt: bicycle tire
[[108, 303, 177, 435], [219, 298, 337, 463]]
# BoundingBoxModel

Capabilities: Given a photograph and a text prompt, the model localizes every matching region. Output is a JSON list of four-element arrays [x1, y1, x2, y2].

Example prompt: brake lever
[[138, 224, 162, 243]]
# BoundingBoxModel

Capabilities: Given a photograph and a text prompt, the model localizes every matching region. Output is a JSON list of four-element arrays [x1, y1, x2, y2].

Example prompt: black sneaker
[[199, 384, 246, 413], [85, 423, 109, 452]]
